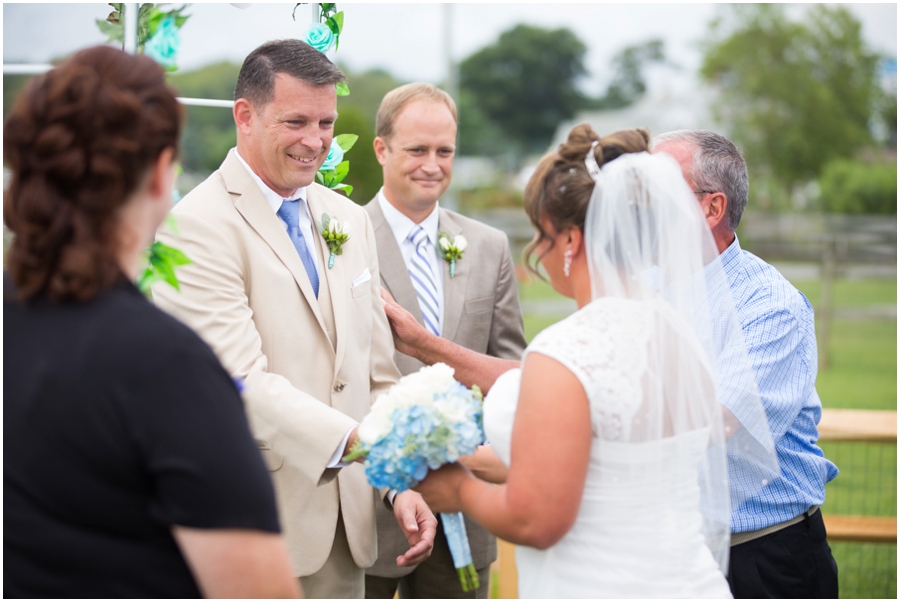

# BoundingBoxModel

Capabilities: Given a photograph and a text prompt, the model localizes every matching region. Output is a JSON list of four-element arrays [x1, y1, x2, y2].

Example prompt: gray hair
[[651, 130, 749, 231], [234, 39, 346, 108]]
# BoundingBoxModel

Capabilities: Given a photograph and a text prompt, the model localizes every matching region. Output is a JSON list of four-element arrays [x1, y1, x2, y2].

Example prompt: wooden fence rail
[[491, 408, 897, 598], [818, 409, 897, 544]]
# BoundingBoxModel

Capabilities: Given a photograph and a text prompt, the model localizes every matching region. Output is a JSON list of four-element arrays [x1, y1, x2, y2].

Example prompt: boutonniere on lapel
[[317, 213, 351, 269], [437, 231, 467, 278]]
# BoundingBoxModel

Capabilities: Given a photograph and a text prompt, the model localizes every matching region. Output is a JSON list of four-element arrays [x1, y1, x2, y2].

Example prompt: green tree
[[335, 64, 403, 126], [457, 88, 506, 157], [332, 65, 405, 204], [596, 39, 665, 110], [333, 105, 383, 205], [459, 24, 590, 156], [818, 158, 897, 214], [3, 75, 31, 120], [700, 4, 881, 195], [167, 61, 241, 173]]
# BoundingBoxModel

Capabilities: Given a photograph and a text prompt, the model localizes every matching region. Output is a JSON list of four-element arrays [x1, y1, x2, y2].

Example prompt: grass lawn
[[517, 274, 559, 302], [517, 276, 570, 342], [815, 320, 897, 410], [514, 272, 897, 598], [790, 278, 897, 599], [791, 278, 896, 309], [792, 279, 896, 411]]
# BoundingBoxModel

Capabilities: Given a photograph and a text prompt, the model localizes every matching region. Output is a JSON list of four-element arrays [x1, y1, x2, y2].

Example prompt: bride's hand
[[459, 444, 508, 484], [413, 463, 471, 513]]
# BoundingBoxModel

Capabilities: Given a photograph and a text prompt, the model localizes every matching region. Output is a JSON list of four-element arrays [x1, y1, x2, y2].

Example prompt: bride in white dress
[[405, 125, 773, 598]]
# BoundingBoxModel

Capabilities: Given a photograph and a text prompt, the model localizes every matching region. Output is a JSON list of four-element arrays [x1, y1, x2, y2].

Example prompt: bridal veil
[[582, 150, 779, 574]]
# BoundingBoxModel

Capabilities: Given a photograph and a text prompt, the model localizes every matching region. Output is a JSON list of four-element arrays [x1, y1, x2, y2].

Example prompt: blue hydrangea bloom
[[359, 372, 484, 493]]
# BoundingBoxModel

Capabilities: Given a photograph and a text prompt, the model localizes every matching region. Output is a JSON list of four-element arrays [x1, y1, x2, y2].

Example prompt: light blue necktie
[[408, 225, 441, 336], [277, 199, 319, 298]]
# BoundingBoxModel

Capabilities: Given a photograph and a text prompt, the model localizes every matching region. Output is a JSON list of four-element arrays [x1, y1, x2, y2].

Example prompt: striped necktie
[[408, 225, 441, 336], [277, 198, 319, 298]]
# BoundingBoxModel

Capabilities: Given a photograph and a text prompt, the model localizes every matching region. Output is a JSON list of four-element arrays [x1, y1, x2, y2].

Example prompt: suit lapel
[[223, 150, 331, 341], [367, 200, 426, 328], [438, 208, 468, 341], [306, 186, 346, 365]]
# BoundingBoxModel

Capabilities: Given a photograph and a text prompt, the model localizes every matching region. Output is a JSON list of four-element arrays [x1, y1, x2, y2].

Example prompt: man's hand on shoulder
[[391, 490, 437, 568]]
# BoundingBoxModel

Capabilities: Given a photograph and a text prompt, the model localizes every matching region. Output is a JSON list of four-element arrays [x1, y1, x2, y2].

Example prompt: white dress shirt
[[235, 150, 322, 274], [377, 189, 445, 333]]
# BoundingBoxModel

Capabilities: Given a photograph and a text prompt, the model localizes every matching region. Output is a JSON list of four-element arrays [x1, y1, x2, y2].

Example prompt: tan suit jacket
[[364, 198, 527, 578], [152, 149, 401, 577]]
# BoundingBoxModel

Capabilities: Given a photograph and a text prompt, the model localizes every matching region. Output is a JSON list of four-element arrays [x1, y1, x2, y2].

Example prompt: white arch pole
[[123, 3, 139, 54]]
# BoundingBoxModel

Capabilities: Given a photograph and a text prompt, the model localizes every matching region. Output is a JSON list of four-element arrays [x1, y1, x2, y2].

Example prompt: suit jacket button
[[334, 381, 346, 392]]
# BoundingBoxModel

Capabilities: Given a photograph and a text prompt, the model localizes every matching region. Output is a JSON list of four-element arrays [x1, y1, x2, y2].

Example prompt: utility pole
[[443, 3, 459, 212]]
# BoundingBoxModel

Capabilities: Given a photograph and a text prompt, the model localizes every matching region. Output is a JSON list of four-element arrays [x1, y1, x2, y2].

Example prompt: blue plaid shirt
[[720, 237, 838, 533]]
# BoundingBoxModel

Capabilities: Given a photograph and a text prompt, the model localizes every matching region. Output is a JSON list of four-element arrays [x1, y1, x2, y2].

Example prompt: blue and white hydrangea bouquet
[[344, 363, 484, 592]]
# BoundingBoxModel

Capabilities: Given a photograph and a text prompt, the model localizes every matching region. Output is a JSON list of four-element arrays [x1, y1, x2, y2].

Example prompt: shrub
[[818, 158, 897, 214]]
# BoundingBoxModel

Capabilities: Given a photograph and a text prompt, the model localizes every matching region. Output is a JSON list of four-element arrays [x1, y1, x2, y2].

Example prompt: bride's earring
[[564, 251, 572, 277]]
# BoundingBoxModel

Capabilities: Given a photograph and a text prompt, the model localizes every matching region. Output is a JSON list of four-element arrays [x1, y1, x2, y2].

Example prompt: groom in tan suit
[[363, 84, 527, 598], [152, 40, 436, 599]]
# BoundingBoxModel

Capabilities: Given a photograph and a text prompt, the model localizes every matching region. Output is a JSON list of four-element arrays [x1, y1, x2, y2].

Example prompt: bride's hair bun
[[522, 123, 650, 278], [557, 122, 603, 166]]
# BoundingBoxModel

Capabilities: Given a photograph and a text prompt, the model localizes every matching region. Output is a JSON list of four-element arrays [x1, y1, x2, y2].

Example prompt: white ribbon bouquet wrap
[[344, 363, 484, 592]]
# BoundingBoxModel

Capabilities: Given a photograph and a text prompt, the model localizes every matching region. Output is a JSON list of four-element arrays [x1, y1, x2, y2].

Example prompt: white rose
[[433, 396, 467, 423], [426, 362, 457, 383], [358, 411, 393, 445], [369, 395, 394, 416], [439, 237, 451, 251], [341, 221, 351, 236], [393, 383, 426, 409], [453, 235, 467, 252]]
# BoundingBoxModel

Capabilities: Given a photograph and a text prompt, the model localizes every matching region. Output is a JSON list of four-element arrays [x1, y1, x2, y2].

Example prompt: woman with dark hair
[[387, 124, 775, 597], [4, 46, 298, 598]]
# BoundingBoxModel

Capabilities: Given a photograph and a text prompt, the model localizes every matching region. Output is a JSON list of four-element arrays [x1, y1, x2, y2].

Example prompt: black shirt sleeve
[[119, 316, 280, 533]]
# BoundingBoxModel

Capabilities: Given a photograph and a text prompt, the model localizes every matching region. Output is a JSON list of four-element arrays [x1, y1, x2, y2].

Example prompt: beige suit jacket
[[364, 198, 527, 577], [152, 149, 401, 577]]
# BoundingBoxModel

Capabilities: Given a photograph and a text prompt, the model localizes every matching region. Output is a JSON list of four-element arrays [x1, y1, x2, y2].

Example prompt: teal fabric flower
[[144, 15, 180, 68], [304, 22, 335, 54], [319, 139, 344, 171]]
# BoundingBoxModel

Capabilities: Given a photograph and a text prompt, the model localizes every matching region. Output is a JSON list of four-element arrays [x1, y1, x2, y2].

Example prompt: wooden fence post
[[819, 233, 836, 370]]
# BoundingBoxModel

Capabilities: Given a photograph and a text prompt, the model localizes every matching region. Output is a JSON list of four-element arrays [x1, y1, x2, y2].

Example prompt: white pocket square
[[352, 268, 371, 287]]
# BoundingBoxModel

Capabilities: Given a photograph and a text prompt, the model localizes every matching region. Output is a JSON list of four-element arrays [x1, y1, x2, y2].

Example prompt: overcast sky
[[3, 2, 897, 97]]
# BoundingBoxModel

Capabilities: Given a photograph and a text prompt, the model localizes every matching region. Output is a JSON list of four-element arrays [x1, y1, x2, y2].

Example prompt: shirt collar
[[235, 149, 308, 212], [720, 235, 743, 273], [377, 188, 440, 247]]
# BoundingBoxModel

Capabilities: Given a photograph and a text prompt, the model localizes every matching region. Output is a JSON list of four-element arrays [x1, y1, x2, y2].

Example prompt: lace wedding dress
[[484, 296, 733, 599]]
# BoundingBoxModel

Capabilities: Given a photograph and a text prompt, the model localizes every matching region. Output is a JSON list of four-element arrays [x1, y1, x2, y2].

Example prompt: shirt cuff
[[327, 426, 357, 469]]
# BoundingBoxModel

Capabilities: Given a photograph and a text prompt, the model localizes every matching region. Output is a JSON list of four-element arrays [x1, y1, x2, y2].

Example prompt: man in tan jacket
[[364, 84, 527, 598], [152, 40, 436, 599]]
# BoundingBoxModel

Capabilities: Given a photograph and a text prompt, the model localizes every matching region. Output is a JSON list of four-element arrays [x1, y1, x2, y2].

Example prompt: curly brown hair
[[4, 46, 183, 302], [523, 123, 650, 278]]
